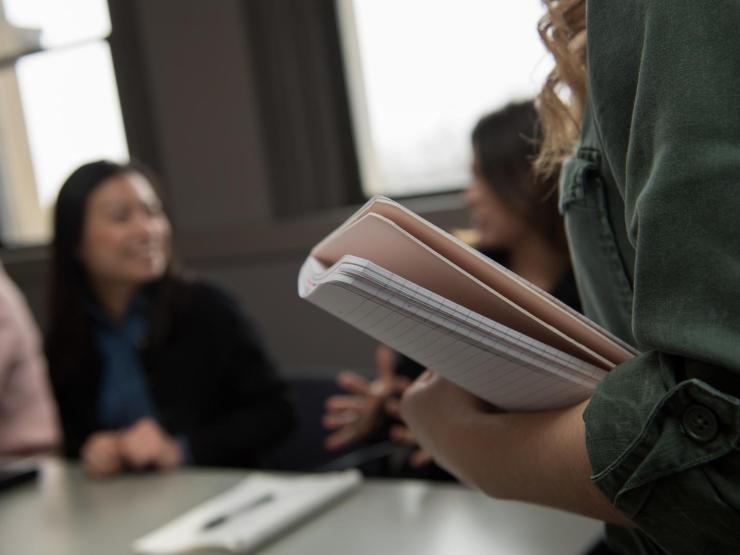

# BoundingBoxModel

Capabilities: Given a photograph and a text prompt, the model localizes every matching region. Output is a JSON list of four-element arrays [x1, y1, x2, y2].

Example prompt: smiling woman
[[77, 170, 171, 318], [45, 160, 294, 475]]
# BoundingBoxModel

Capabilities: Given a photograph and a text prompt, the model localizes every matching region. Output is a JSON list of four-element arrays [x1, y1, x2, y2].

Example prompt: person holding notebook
[[323, 102, 581, 471], [400, 1, 740, 554], [46, 160, 294, 477]]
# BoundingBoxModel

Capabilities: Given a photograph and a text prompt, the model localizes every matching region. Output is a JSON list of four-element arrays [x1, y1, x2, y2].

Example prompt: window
[[337, 0, 548, 198], [0, 0, 128, 245]]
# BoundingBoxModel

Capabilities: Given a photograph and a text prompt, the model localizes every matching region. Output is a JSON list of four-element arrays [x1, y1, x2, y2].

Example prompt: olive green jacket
[[560, 2, 740, 553]]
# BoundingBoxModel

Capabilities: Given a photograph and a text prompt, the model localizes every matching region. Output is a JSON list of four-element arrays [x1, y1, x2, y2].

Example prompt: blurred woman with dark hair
[[466, 100, 574, 298], [323, 101, 580, 468], [47, 160, 293, 477]]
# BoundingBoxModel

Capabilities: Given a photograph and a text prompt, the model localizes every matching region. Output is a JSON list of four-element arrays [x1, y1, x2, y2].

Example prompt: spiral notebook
[[298, 196, 638, 411]]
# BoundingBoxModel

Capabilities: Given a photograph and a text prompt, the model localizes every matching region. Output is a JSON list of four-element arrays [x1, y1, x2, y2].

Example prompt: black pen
[[201, 492, 276, 531]]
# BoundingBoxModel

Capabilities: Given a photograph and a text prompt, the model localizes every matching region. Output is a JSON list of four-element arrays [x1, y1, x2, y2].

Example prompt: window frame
[[0, 1, 128, 247]]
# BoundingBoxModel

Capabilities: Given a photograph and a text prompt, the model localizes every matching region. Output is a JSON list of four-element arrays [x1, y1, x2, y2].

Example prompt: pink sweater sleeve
[[0, 266, 59, 455]]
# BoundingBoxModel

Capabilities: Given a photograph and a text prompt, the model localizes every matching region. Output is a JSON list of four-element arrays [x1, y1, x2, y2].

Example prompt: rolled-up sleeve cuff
[[584, 351, 740, 518]]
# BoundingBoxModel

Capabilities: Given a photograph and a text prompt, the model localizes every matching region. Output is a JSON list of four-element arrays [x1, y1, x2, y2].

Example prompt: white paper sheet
[[133, 470, 362, 554]]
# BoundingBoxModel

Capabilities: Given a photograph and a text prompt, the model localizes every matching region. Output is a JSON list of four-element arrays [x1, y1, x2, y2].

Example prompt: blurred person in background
[[0, 261, 59, 456], [323, 101, 580, 471], [46, 160, 293, 477]]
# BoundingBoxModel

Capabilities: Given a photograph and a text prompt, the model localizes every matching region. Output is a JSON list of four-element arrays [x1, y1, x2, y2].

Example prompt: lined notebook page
[[313, 197, 637, 366], [312, 212, 613, 370], [305, 256, 605, 411]]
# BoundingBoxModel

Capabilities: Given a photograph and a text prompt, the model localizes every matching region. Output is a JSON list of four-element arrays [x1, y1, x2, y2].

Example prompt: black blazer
[[48, 279, 294, 468]]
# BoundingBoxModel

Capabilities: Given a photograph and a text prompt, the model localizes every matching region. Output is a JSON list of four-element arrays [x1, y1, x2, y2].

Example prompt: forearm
[[432, 400, 633, 526]]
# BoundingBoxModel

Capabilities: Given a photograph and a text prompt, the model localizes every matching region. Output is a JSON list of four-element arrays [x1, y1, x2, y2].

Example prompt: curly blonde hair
[[535, 0, 587, 179]]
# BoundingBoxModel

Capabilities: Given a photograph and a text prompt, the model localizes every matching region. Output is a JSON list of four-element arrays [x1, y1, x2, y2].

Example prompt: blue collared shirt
[[90, 296, 155, 430], [90, 296, 192, 464]]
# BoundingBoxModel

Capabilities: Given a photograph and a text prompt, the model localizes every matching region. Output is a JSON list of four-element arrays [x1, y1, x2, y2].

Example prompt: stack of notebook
[[298, 196, 637, 411]]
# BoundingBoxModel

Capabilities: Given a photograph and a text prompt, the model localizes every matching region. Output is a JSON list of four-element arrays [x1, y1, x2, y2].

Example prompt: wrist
[[439, 411, 514, 497]]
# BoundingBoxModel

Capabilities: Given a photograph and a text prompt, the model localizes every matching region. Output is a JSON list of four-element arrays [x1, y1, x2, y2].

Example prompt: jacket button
[[682, 404, 718, 443]]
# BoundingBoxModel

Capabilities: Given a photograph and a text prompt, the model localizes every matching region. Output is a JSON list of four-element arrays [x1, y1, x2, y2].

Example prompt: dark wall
[[3, 0, 469, 378]]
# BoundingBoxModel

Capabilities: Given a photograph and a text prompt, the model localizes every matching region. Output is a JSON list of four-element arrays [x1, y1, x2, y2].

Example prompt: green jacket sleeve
[[583, 1, 740, 552]]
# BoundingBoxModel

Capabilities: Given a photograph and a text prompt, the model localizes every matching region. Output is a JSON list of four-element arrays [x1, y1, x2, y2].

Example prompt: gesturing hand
[[323, 345, 405, 450]]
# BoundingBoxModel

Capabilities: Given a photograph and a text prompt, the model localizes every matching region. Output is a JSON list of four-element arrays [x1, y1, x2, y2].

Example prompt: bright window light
[[339, 0, 549, 197], [16, 42, 129, 208]]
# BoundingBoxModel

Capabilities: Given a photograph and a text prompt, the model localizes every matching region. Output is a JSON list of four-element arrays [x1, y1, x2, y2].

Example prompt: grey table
[[0, 459, 603, 555]]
